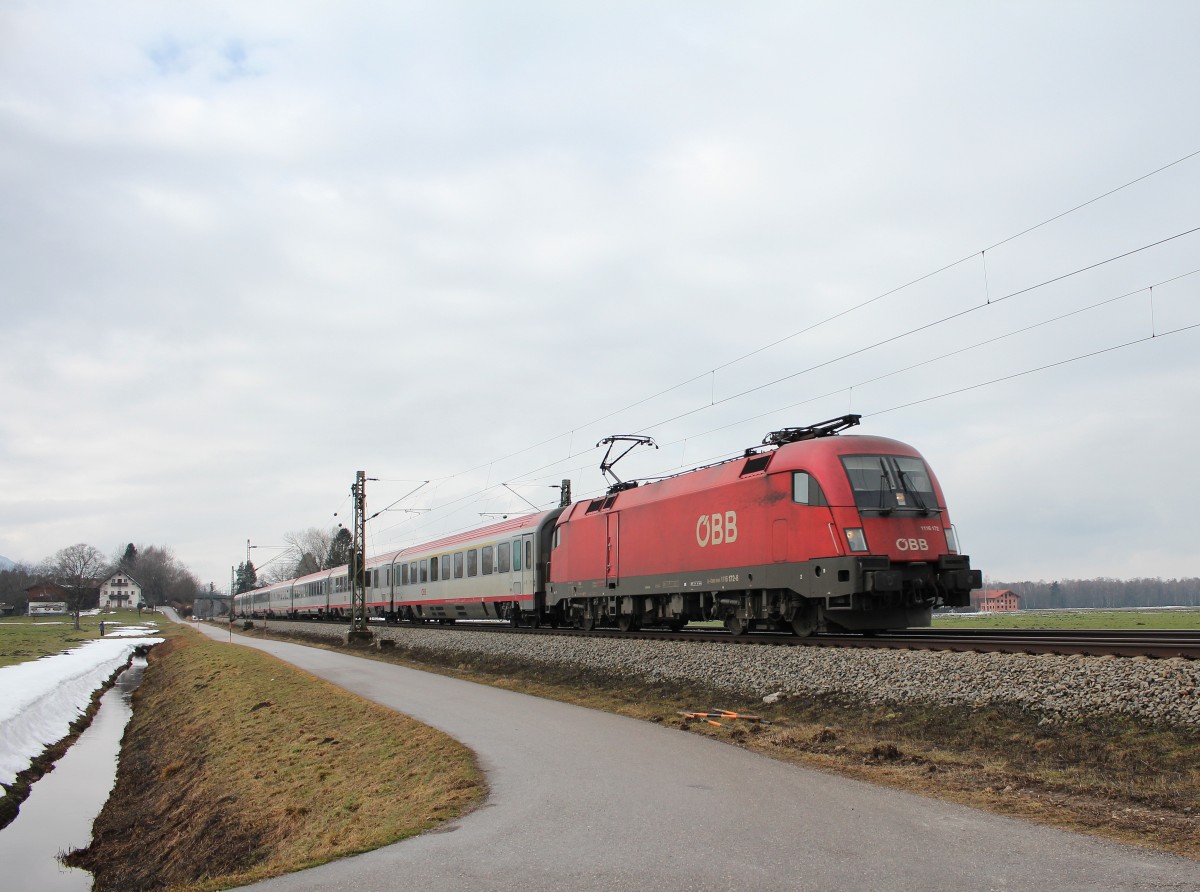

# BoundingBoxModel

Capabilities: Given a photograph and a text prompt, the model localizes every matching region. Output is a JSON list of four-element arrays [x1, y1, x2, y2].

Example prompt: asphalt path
[[188, 618, 1198, 891]]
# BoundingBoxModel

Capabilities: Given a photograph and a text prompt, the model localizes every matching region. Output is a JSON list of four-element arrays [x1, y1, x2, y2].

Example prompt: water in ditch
[[0, 656, 147, 891]]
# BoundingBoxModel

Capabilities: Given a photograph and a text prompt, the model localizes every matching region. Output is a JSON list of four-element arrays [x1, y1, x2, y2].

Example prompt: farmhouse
[[25, 582, 69, 616], [99, 572, 143, 610], [972, 589, 1021, 613]]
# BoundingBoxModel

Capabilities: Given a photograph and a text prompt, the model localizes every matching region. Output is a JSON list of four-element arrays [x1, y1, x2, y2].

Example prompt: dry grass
[[251, 625, 1200, 860], [66, 627, 484, 892]]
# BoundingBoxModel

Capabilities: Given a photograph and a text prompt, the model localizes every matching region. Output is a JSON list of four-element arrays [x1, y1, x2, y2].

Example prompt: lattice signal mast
[[349, 471, 371, 639]]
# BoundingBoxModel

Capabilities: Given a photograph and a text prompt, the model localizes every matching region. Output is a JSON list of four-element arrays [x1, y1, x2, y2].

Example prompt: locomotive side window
[[497, 541, 511, 573], [792, 471, 828, 506], [440, 554, 450, 580], [467, 549, 478, 577], [482, 545, 494, 575], [454, 552, 464, 578]]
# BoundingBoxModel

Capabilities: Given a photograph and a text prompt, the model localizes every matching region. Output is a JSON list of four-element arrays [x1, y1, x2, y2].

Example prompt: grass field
[[66, 625, 484, 892], [0, 609, 160, 667], [932, 608, 1200, 630]]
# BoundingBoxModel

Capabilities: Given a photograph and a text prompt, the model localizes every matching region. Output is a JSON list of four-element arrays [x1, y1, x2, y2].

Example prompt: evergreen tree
[[325, 528, 353, 569], [235, 560, 259, 594], [118, 543, 138, 573]]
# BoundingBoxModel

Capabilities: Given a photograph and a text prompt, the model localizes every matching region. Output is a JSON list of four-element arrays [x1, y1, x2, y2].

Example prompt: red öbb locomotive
[[545, 415, 980, 635]]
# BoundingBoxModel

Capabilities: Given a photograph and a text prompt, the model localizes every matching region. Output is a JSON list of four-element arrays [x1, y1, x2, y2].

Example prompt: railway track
[[357, 620, 1200, 659], [252, 616, 1200, 660]]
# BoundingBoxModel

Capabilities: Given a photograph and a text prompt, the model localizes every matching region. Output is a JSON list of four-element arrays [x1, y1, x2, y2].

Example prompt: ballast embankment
[[274, 623, 1200, 727]]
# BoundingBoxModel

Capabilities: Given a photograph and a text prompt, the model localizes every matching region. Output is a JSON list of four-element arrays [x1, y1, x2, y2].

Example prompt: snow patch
[[0, 636, 164, 787]]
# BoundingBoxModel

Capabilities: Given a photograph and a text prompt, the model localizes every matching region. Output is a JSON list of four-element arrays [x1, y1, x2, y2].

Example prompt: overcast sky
[[2, 2, 1198, 590]]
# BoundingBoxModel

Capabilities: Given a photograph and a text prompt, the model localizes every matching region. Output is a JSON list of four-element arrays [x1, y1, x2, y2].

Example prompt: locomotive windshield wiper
[[875, 465, 893, 514], [895, 467, 930, 514]]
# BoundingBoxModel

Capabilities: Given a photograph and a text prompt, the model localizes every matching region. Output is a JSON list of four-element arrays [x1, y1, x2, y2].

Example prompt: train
[[233, 416, 981, 635]]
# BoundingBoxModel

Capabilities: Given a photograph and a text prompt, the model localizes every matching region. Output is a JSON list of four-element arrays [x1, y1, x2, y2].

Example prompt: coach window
[[430, 556, 439, 582], [497, 541, 511, 573], [482, 545, 494, 575], [512, 539, 521, 571], [526, 539, 533, 569], [792, 471, 828, 507], [467, 549, 478, 577], [440, 554, 450, 580], [409, 562, 417, 584], [420, 560, 428, 583], [402, 564, 409, 586], [454, 551, 464, 578]]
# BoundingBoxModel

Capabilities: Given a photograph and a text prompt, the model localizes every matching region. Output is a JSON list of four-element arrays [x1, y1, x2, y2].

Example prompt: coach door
[[513, 534, 534, 596], [605, 513, 619, 588]]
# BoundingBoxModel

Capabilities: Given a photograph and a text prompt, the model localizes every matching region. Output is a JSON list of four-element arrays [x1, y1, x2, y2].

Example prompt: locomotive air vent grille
[[585, 499, 604, 514], [740, 455, 772, 476], [602, 495, 619, 510]]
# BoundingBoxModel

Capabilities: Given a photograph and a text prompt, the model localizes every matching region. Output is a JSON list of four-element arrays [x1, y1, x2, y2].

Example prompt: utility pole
[[559, 479, 572, 507], [348, 470, 373, 643]]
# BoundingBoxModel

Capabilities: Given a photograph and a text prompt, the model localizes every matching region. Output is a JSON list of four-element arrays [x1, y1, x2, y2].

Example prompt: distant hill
[[0, 555, 16, 571]]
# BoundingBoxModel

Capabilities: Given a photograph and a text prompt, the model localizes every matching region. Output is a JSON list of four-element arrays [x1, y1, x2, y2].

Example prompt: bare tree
[[0, 562, 39, 614], [284, 528, 335, 575], [48, 543, 108, 630], [130, 545, 199, 608]]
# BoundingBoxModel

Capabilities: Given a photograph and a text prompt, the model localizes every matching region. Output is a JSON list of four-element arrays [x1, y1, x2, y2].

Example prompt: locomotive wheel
[[616, 613, 641, 633], [667, 616, 687, 631], [724, 615, 749, 636], [791, 609, 818, 638], [527, 611, 541, 629], [580, 612, 596, 632]]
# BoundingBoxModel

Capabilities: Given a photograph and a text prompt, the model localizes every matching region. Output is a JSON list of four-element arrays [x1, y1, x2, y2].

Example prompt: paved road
[[190, 619, 1198, 891]]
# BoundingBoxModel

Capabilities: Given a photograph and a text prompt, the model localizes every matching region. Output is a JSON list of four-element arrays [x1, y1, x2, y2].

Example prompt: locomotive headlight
[[845, 528, 869, 553], [945, 525, 959, 554]]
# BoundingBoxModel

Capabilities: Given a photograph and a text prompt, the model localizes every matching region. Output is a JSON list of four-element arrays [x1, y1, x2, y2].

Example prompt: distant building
[[99, 572, 143, 610], [972, 589, 1021, 613], [26, 582, 69, 616]]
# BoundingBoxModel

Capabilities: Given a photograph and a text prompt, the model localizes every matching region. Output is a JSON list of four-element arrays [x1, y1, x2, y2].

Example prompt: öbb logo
[[895, 538, 929, 552], [696, 512, 739, 547]]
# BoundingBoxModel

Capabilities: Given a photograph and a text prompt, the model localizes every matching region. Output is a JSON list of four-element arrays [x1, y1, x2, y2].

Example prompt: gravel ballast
[[272, 622, 1200, 727]]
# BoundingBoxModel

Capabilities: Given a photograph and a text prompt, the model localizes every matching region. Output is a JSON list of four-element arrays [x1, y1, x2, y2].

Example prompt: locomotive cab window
[[841, 455, 938, 513], [792, 471, 828, 506]]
